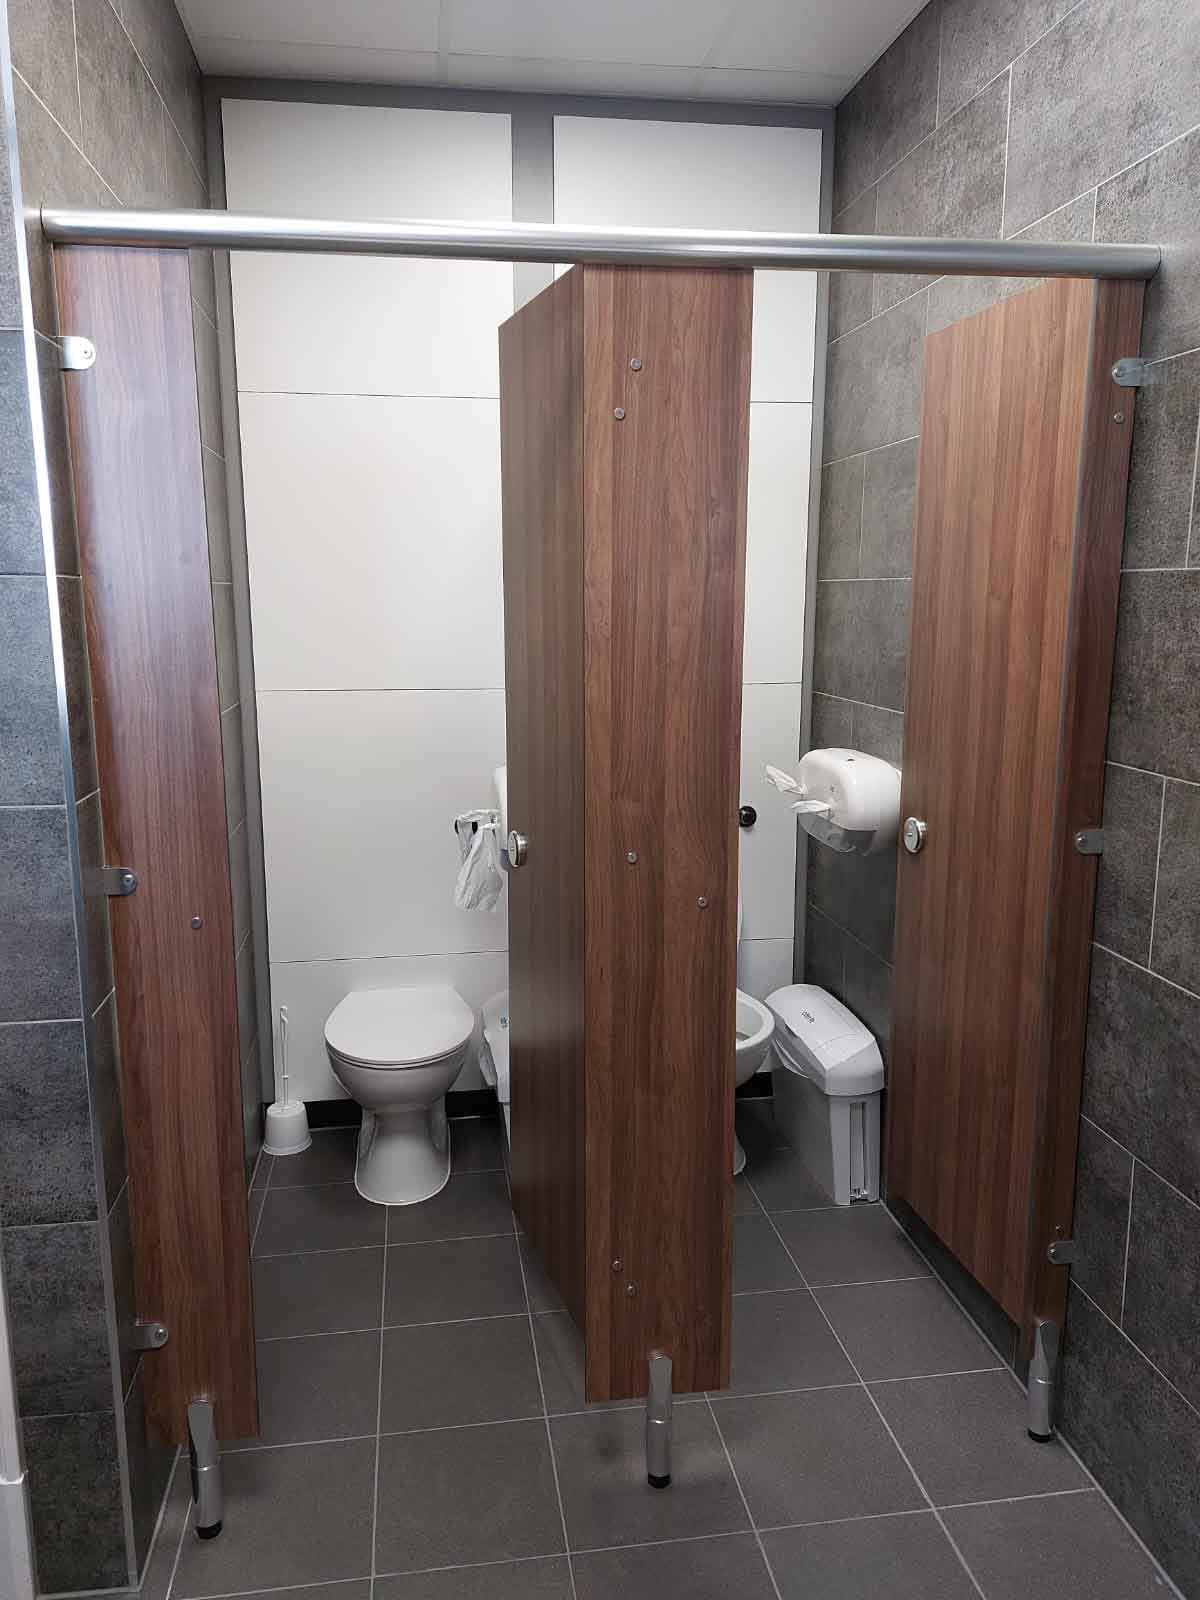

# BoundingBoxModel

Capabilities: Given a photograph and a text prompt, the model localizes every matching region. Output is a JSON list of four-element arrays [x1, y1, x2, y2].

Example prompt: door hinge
[[1073, 828, 1104, 856], [89, 866, 139, 897], [1046, 1238, 1076, 1265], [59, 335, 96, 371], [131, 1320, 168, 1351], [1111, 356, 1152, 387]]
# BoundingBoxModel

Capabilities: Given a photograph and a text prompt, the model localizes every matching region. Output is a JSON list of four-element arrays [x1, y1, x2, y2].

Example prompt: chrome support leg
[[188, 1400, 223, 1539], [646, 1352, 673, 1489], [1027, 1319, 1059, 1442]]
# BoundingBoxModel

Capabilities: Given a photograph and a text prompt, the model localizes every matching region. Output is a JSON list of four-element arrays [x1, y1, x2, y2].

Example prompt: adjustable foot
[[646, 1352, 673, 1489], [188, 1400, 223, 1538], [1027, 1320, 1059, 1443]]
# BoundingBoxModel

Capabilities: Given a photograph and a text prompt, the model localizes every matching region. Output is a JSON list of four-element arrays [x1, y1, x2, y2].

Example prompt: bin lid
[[766, 984, 884, 1097]]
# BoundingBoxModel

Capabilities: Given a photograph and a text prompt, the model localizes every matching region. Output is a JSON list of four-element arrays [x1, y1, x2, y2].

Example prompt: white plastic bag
[[453, 810, 505, 911]]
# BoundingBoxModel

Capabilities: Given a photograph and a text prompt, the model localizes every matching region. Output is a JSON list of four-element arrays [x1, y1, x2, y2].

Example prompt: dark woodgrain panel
[[501, 269, 588, 1330], [55, 246, 256, 1443], [582, 266, 751, 1398], [889, 278, 1096, 1323], [1024, 279, 1144, 1352]]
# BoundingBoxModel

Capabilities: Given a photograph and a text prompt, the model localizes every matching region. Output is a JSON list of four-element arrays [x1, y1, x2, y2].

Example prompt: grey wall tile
[[817, 455, 864, 578], [125, 1363, 175, 1572], [7, 0, 81, 139], [212, 581, 238, 712], [236, 933, 257, 1067], [0, 1020, 95, 1225], [38, 335, 79, 574], [58, 575, 98, 800], [0, 574, 63, 804], [241, 1034, 263, 1183], [804, 902, 846, 996], [204, 443, 232, 582], [809, 692, 854, 749], [861, 439, 917, 578], [1082, 945, 1200, 1204], [230, 817, 251, 948], [92, 990, 126, 1208], [813, 578, 911, 710], [1121, 351, 1200, 570], [829, 188, 876, 341], [1094, 762, 1163, 965], [842, 936, 892, 1056], [0, 111, 18, 331], [0, 332, 43, 572], [1107, 570, 1200, 784], [825, 295, 925, 461], [851, 702, 904, 764], [118, 0, 205, 170], [1151, 779, 1200, 992], [927, 192, 1095, 332], [22, 1411, 127, 1594], [1071, 1117, 1133, 1321], [809, 839, 898, 964], [221, 702, 246, 832], [1005, 0, 1200, 237], [194, 303, 223, 453], [1061, 1284, 1200, 1597], [1123, 1165, 1200, 1412], [938, 0, 1078, 122], [163, 108, 204, 212], [833, 2, 942, 211], [4, 1221, 113, 1414], [77, 788, 114, 1014], [74, 0, 165, 206], [0, 805, 80, 1022], [874, 75, 1009, 314], [1095, 126, 1200, 361], [107, 1178, 138, 1396]]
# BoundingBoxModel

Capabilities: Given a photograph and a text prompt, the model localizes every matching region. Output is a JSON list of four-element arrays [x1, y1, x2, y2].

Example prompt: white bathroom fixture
[[733, 993, 775, 1175], [478, 990, 510, 1141], [767, 748, 901, 854], [262, 1004, 313, 1157], [324, 986, 474, 1205], [766, 984, 884, 1205]]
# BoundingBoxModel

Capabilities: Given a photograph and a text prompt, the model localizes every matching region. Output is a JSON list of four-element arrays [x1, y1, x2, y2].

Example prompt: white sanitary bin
[[766, 984, 884, 1206]]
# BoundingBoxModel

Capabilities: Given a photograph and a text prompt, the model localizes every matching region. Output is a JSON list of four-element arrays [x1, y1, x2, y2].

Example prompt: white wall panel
[[240, 393, 504, 691], [269, 950, 508, 1101], [739, 683, 802, 942], [737, 938, 796, 1003], [257, 690, 507, 964], [744, 402, 811, 685]]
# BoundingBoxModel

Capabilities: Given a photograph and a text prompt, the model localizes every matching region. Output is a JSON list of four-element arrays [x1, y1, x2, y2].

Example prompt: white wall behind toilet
[[224, 98, 819, 1102]]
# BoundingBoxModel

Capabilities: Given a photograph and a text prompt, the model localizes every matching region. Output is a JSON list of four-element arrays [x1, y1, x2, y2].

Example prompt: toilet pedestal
[[355, 1102, 450, 1207]]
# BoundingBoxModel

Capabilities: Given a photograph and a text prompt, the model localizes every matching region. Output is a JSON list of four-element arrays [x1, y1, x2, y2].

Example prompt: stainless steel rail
[[40, 207, 1161, 279]]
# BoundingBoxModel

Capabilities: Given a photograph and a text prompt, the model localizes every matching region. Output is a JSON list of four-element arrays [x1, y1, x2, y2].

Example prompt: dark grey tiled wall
[[815, 1, 1200, 1589], [1, 0, 253, 1589]]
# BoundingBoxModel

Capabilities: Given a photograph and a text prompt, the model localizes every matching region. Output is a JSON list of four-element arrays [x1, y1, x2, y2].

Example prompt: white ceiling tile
[[446, 55, 702, 99], [696, 66, 848, 103], [181, 0, 440, 51], [196, 36, 439, 82], [448, 0, 733, 66], [712, 0, 926, 74]]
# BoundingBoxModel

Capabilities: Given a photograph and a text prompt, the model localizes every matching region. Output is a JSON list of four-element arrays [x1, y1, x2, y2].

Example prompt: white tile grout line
[[745, 1176, 990, 1600], [510, 1170, 578, 1599], [704, 1395, 785, 1599], [1146, 776, 1169, 968], [1119, 1158, 1138, 1326]]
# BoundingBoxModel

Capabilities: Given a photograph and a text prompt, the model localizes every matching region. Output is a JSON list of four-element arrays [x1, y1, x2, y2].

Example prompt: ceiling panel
[[696, 66, 852, 103], [712, 0, 926, 72], [446, 0, 734, 66], [196, 37, 440, 84], [177, 0, 441, 51], [445, 55, 701, 99]]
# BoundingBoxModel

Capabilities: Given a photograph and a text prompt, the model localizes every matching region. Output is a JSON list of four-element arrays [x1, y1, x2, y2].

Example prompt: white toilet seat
[[324, 986, 473, 1068]]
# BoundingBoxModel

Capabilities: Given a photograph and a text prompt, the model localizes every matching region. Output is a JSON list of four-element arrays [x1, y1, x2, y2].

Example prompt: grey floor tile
[[171, 1439, 375, 1597], [727, 1289, 856, 1395], [734, 1214, 803, 1293], [943, 1490, 1169, 1600], [736, 1098, 786, 1164], [374, 1420, 564, 1572], [250, 1152, 273, 1191], [573, 1533, 777, 1599], [520, 1236, 566, 1312], [254, 1184, 385, 1257], [227, 1331, 380, 1450], [381, 1316, 542, 1431], [814, 1279, 999, 1381], [870, 1370, 1088, 1506], [764, 1511, 977, 1599], [253, 1248, 384, 1339], [745, 1148, 836, 1212], [533, 1310, 638, 1415], [550, 1405, 749, 1550], [375, 1558, 572, 1599], [386, 1234, 526, 1325], [203, 1586, 370, 1600], [733, 1174, 762, 1215], [712, 1386, 923, 1526], [449, 1114, 506, 1172], [774, 1204, 932, 1286], [268, 1129, 358, 1188], [386, 1170, 514, 1244]]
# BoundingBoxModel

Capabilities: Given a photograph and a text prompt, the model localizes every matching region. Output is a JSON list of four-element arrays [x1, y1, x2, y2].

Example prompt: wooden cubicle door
[[501, 265, 752, 1400], [56, 247, 257, 1444], [888, 277, 1144, 1354]]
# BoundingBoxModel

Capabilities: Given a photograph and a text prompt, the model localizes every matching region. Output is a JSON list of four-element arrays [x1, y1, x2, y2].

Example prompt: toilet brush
[[263, 1005, 312, 1156]]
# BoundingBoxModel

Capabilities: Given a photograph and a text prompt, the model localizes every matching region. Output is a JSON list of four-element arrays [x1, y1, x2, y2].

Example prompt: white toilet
[[324, 986, 475, 1206], [733, 893, 775, 1175]]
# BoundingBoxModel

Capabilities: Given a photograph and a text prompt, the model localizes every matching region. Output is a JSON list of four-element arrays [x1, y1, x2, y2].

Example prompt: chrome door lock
[[902, 816, 927, 854], [507, 830, 529, 867]]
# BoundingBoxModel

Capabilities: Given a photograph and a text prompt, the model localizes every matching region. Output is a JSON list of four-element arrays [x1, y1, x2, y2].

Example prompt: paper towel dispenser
[[766, 748, 901, 855]]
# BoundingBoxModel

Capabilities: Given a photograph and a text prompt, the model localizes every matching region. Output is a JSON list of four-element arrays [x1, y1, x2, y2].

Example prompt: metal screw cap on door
[[507, 829, 529, 867], [903, 816, 928, 854]]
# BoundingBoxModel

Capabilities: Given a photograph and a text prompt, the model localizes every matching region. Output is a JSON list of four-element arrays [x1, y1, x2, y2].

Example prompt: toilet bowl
[[733, 990, 775, 1175], [324, 986, 474, 1206]]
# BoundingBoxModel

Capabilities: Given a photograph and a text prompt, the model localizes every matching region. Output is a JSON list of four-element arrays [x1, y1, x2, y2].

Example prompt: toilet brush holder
[[263, 1098, 311, 1156]]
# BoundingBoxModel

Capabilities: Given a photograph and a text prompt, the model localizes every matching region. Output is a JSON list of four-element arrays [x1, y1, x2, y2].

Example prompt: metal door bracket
[[59, 335, 96, 371], [1073, 828, 1104, 856], [1028, 1319, 1060, 1442], [131, 1320, 168, 1351], [90, 866, 139, 896], [1046, 1238, 1075, 1265], [1111, 356, 1152, 387], [645, 1352, 673, 1489]]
